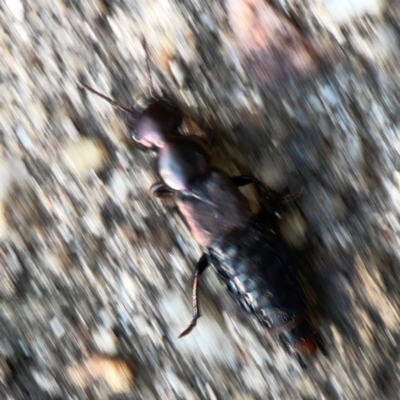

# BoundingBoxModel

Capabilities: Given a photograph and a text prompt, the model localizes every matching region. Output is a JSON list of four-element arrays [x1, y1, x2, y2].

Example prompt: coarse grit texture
[[1, 0, 400, 399]]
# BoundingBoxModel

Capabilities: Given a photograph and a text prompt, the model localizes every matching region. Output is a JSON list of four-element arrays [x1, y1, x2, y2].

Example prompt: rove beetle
[[80, 38, 326, 367]]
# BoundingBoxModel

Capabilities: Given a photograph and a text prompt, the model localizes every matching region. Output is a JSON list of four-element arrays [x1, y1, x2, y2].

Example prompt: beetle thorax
[[158, 136, 211, 191]]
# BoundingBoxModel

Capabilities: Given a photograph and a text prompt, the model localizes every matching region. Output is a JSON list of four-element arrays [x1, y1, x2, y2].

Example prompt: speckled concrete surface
[[0, 0, 400, 399]]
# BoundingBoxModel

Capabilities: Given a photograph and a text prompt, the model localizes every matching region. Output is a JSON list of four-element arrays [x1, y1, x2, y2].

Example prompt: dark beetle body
[[176, 169, 317, 358], [81, 46, 323, 365], [210, 215, 317, 356], [176, 171, 252, 248]]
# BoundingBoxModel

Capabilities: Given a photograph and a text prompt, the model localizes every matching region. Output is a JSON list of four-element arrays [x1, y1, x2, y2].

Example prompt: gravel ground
[[1, 0, 400, 399]]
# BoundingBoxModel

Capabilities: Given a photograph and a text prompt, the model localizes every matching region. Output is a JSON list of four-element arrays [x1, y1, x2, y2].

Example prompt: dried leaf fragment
[[66, 356, 134, 394]]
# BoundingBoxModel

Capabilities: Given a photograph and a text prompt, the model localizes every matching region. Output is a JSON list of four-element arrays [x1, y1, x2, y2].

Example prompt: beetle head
[[80, 82, 184, 151], [130, 100, 183, 149]]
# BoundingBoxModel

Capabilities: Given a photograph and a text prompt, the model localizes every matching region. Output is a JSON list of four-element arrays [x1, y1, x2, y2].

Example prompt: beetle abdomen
[[210, 216, 315, 352]]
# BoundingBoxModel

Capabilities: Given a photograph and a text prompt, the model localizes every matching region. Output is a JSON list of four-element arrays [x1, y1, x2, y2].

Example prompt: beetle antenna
[[141, 36, 161, 99], [79, 82, 139, 117]]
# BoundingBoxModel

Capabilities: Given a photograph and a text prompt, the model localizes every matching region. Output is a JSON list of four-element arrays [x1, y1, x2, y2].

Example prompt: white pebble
[[32, 370, 61, 396], [15, 125, 35, 151], [83, 209, 105, 237], [323, 0, 385, 23], [109, 170, 129, 203], [170, 60, 185, 88], [50, 317, 65, 339], [5, 0, 24, 22], [92, 327, 118, 355]]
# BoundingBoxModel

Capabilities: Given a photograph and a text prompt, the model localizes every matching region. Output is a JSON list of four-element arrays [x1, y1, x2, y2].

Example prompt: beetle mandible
[[80, 38, 326, 367]]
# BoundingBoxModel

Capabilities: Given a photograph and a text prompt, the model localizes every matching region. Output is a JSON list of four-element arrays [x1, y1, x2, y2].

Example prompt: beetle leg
[[279, 335, 307, 369], [315, 332, 328, 357], [179, 253, 209, 338], [231, 175, 280, 199], [150, 181, 176, 198], [231, 175, 302, 203], [294, 353, 307, 369]]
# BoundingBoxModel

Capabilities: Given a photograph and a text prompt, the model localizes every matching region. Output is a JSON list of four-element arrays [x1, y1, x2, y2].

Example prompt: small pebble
[[5, 0, 25, 21], [31, 370, 61, 396], [92, 327, 118, 355], [279, 210, 308, 249], [61, 138, 107, 179], [50, 316, 65, 339]]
